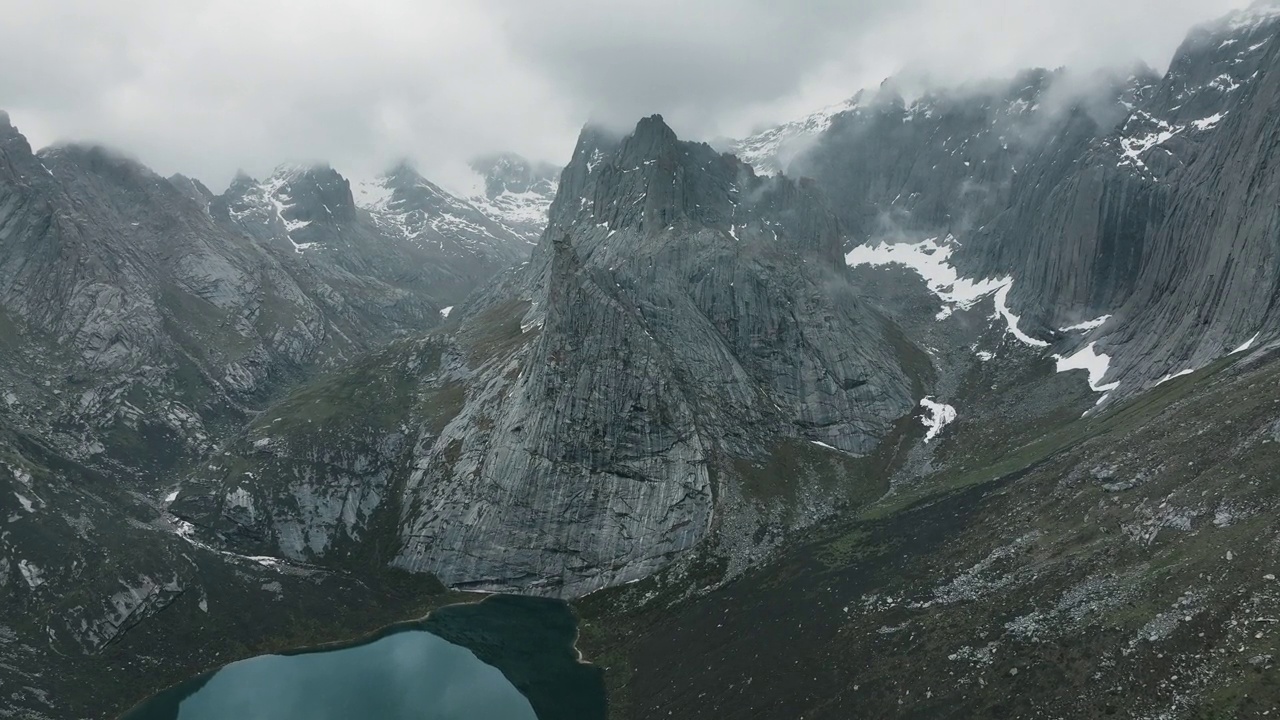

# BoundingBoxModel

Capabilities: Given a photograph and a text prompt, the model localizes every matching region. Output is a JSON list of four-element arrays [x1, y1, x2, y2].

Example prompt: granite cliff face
[[178, 115, 920, 598], [0, 106, 536, 470], [10, 4, 1280, 719], [738, 3, 1280, 403], [0, 111, 542, 718]]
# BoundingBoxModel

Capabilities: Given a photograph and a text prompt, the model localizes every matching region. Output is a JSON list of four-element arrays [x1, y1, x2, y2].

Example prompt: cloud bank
[[0, 0, 1249, 191]]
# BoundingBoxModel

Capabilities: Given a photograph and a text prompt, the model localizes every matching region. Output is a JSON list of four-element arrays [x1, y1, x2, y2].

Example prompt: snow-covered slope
[[353, 162, 527, 260], [731, 95, 859, 175], [463, 152, 559, 243]]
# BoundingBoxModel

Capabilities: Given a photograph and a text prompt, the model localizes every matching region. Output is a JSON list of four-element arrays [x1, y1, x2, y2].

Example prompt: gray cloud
[[0, 0, 1250, 193]]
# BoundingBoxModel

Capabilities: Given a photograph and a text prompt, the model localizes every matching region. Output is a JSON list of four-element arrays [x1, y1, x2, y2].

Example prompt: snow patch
[[809, 440, 837, 451], [164, 489, 179, 504], [845, 237, 1006, 320], [1209, 74, 1242, 94], [733, 95, 859, 174], [18, 560, 44, 588], [1155, 368, 1195, 386], [1060, 315, 1111, 333], [845, 236, 1047, 346], [919, 397, 957, 442], [1119, 119, 1181, 169], [1192, 113, 1226, 131], [1231, 332, 1260, 354], [1054, 342, 1119, 393], [352, 176, 395, 211], [439, 306, 454, 319], [586, 148, 605, 173], [13, 492, 35, 513], [993, 284, 1050, 347]]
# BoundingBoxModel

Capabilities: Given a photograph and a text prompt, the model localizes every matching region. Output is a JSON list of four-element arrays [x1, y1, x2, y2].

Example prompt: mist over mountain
[[4, 3, 1280, 720]]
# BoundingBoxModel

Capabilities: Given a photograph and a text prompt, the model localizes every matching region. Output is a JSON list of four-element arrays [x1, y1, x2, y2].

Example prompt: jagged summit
[[462, 150, 559, 243], [1207, 0, 1280, 33], [167, 172, 214, 207], [349, 160, 526, 260], [334, 113, 916, 595], [469, 151, 558, 199], [39, 142, 152, 176], [552, 114, 787, 240]]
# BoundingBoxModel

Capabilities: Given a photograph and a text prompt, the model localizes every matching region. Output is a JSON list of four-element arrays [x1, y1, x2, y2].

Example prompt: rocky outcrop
[[183, 116, 919, 598], [0, 111, 542, 719]]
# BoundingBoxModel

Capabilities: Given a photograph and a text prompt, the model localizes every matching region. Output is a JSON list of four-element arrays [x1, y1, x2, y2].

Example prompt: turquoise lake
[[122, 629, 538, 720]]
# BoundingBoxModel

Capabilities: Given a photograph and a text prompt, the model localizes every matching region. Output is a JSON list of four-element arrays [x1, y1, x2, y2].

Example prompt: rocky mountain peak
[[1213, 0, 1280, 33], [213, 162, 360, 251], [269, 163, 359, 225], [469, 151, 558, 199], [453, 152, 558, 245], [167, 173, 214, 207], [38, 143, 155, 185], [0, 111, 47, 182], [1151, 1, 1280, 126], [554, 114, 781, 241], [342, 160, 527, 261], [356, 161, 471, 219], [381, 158, 418, 182]]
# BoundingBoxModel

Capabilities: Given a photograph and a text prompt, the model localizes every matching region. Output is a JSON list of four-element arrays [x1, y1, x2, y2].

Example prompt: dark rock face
[[978, 5, 1280, 387], [191, 116, 919, 598], [401, 117, 912, 593], [764, 68, 1154, 243], [1101, 16, 1280, 382], [755, 4, 1280, 396], [0, 110, 546, 720], [168, 173, 215, 208]]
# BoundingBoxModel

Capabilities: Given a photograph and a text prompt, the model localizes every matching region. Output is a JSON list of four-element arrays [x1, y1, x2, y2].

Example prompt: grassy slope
[[578, 348, 1280, 719]]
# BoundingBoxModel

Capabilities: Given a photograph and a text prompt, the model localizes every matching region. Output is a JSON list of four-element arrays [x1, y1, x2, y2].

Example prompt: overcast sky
[[0, 0, 1251, 193]]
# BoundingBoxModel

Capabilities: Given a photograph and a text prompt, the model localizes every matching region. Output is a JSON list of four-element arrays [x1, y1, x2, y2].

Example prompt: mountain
[[0, 109, 524, 478], [740, 3, 1280, 403], [8, 3, 1280, 719], [993, 2, 1280, 392], [465, 152, 559, 244], [352, 161, 528, 260], [0, 112, 541, 718], [172, 115, 921, 597], [215, 162, 524, 306], [730, 94, 860, 176], [566, 5, 1280, 718]]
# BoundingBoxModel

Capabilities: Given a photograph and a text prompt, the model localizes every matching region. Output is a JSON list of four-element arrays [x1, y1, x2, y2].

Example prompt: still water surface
[[125, 629, 538, 720]]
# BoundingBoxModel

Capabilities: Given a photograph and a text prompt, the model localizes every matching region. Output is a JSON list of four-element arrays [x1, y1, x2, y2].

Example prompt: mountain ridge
[[6, 4, 1280, 718]]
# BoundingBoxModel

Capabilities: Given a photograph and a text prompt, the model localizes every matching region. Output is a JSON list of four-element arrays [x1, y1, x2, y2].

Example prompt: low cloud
[[0, 0, 1249, 192]]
